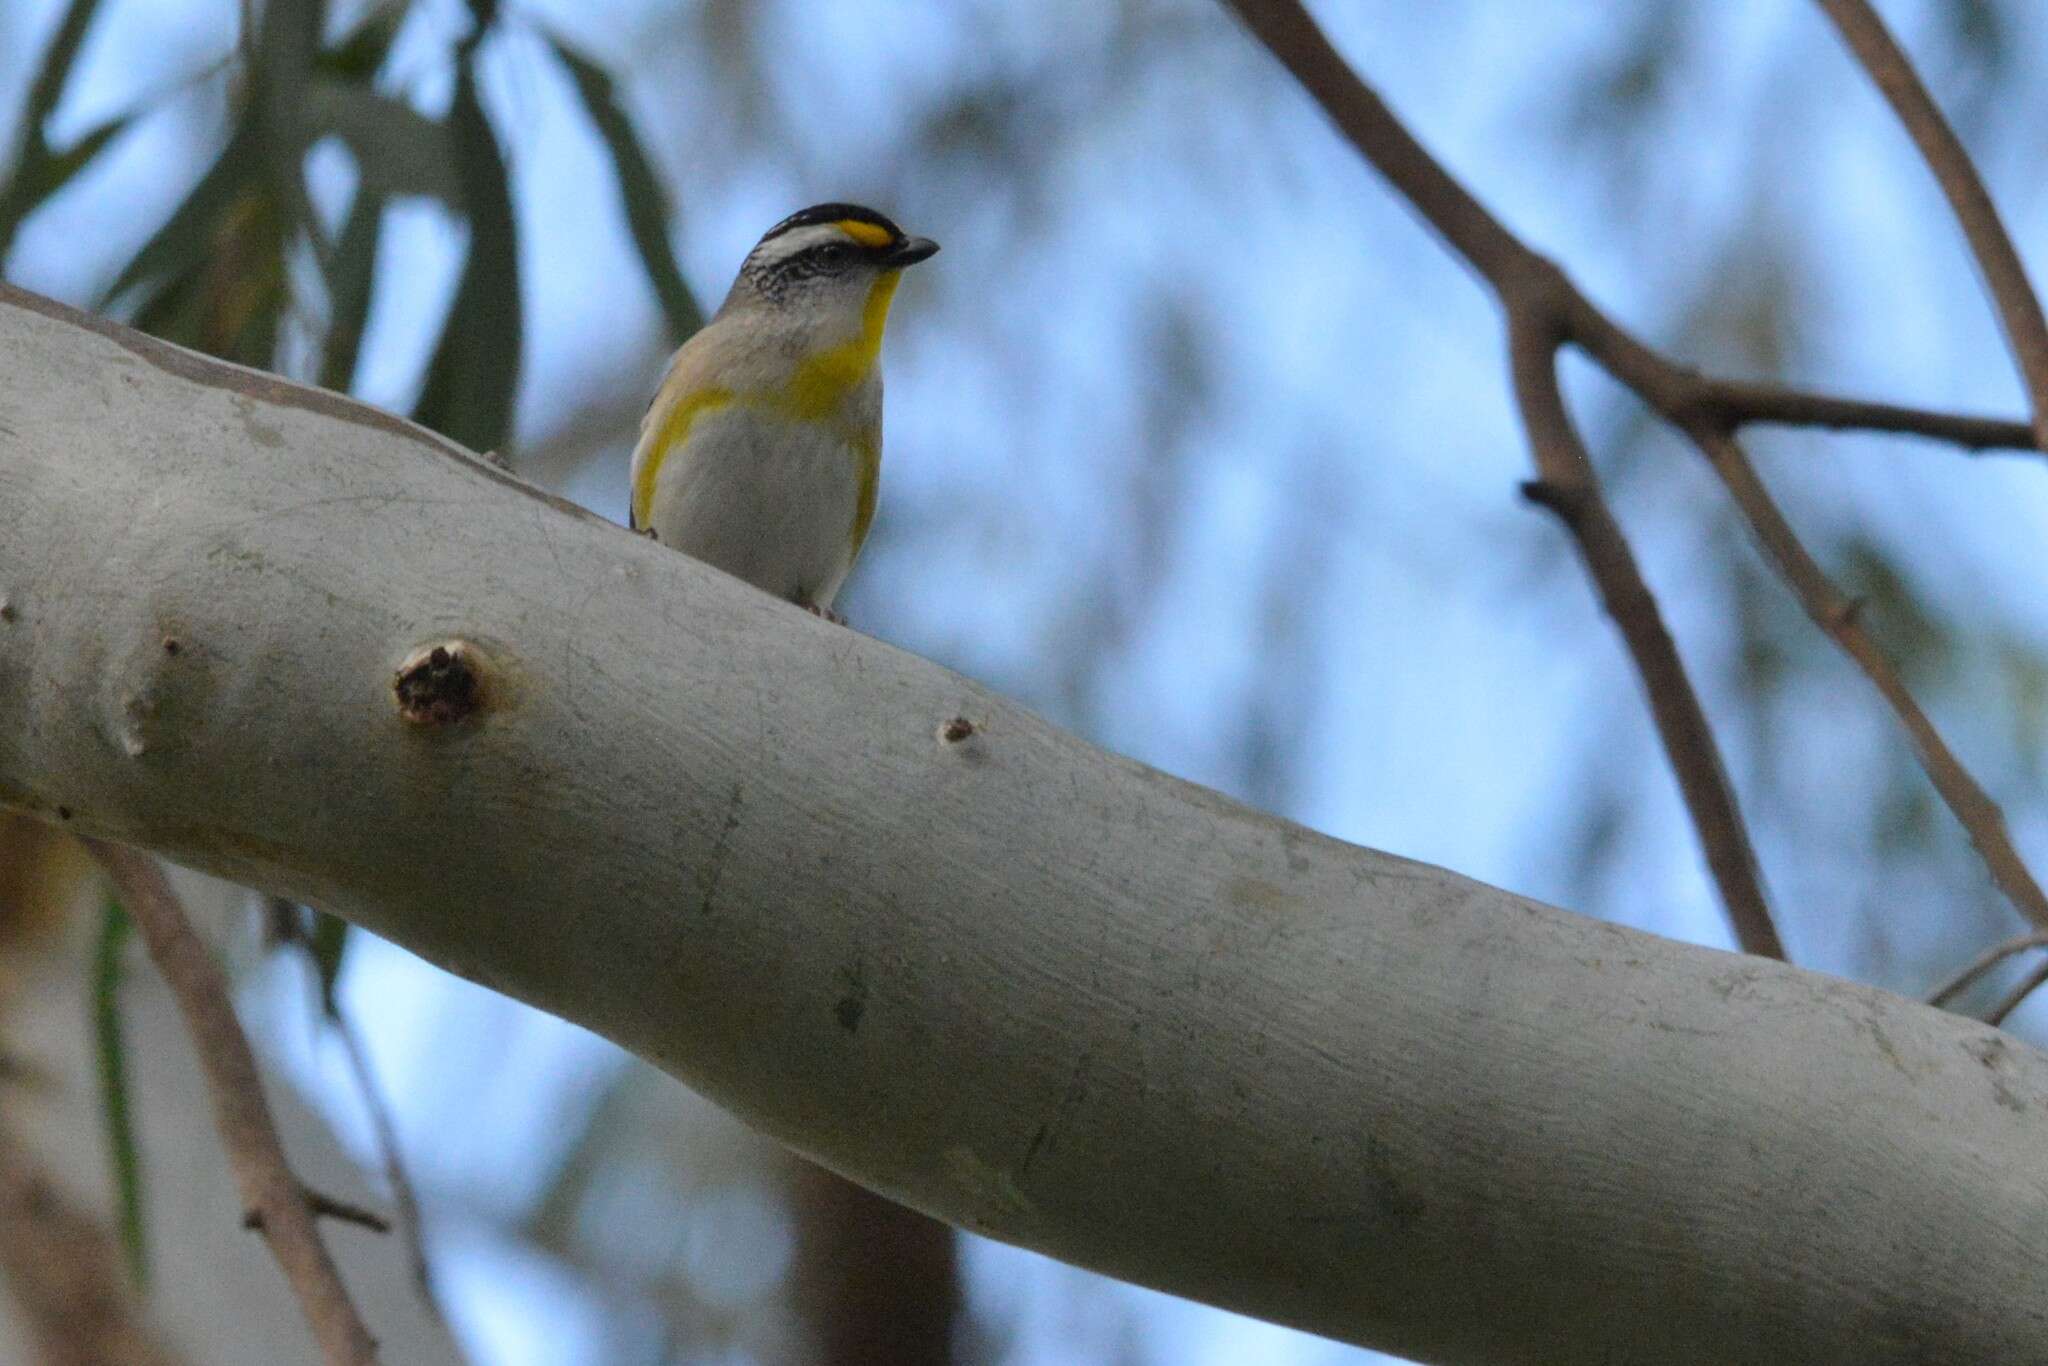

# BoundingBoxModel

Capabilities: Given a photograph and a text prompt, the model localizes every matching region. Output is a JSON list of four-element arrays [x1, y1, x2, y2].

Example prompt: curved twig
[[1987, 957, 2048, 1028], [1682, 424, 2048, 931], [81, 839, 379, 1365], [1510, 314, 1783, 960], [1812, 0, 2048, 454], [1929, 930, 2048, 1010], [332, 1008, 435, 1302]]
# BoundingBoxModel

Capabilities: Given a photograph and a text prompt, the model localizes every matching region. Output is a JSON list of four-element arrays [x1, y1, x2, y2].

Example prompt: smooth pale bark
[[1, 282, 2045, 1365]]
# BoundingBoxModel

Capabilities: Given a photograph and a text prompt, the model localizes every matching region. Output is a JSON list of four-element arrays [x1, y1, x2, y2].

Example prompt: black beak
[[882, 235, 939, 266]]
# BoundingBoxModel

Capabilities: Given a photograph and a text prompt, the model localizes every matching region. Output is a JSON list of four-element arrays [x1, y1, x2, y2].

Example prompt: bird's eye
[[814, 242, 854, 270]]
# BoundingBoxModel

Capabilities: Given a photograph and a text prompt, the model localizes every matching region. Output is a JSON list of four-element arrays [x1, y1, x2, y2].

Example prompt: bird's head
[[724, 203, 939, 331]]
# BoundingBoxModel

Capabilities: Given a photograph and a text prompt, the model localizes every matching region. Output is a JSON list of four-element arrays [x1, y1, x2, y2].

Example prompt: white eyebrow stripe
[[748, 223, 859, 267]]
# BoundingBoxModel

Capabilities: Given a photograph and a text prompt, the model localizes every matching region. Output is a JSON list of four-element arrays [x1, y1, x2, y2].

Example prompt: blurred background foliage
[[5, 0, 2048, 1362]]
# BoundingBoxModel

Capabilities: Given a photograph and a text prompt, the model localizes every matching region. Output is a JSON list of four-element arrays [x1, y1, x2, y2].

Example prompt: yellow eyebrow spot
[[835, 219, 894, 249]]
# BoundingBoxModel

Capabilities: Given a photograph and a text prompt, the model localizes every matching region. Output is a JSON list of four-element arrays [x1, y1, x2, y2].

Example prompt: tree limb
[[1811, 0, 2048, 454], [78, 840, 379, 1365], [3, 284, 2047, 1364]]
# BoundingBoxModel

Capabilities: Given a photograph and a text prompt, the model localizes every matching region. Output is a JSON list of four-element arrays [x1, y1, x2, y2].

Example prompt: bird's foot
[[803, 602, 845, 626]]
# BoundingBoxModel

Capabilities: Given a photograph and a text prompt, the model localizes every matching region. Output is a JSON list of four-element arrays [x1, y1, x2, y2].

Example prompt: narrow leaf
[[34, 113, 135, 196], [0, 112, 133, 261], [0, 0, 113, 263], [542, 29, 704, 343], [319, 184, 384, 392], [255, 0, 326, 86], [93, 899, 148, 1288], [305, 81, 459, 203], [413, 52, 521, 453], [101, 120, 259, 308], [126, 183, 288, 366], [318, 0, 405, 81], [21, 0, 108, 157], [309, 910, 351, 1018]]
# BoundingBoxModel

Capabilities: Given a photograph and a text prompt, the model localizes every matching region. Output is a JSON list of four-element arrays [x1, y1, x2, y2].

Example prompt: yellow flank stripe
[[784, 270, 903, 420], [850, 432, 881, 555], [634, 387, 732, 528], [835, 219, 894, 248]]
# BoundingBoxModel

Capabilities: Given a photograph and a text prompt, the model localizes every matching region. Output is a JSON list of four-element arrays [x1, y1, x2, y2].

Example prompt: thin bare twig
[[332, 1008, 436, 1302], [81, 839, 380, 1365], [1812, 0, 2048, 454], [1224, 0, 2048, 949], [1511, 316, 1783, 960], [1987, 958, 2048, 1027], [1683, 424, 2048, 932], [1928, 930, 2048, 1010], [1702, 380, 2034, 454], [266, 894, 439, 1305]]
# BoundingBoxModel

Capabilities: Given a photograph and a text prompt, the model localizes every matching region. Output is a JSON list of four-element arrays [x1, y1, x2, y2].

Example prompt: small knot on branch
[[394, 641, 486, 726], [939, 716, 976, 744]]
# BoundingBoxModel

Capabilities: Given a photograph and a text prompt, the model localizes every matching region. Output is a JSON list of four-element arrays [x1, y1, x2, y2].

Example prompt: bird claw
[[803, 602, 845, 626]]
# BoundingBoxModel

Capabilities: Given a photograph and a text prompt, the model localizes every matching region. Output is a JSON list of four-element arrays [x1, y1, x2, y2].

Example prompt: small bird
[[630, 203, 938, 618]]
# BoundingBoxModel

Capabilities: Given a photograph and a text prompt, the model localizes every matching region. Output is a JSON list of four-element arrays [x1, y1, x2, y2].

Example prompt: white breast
[[640, 401, 867, 611]]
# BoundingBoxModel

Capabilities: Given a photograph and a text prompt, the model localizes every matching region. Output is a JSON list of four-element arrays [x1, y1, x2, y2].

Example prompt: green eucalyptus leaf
[[320, 184, 385, 393], [255, 0, 326, 86], [319, 0, 406, 81], [309, 909, 352, 1018], [0, 111, 133, 261], [21, 0, 108, 158], [101, 120, 259, 308], [413, 53, 521, 454], [34, 113, 135, 195], [0, 0, 112, 263], [306, 81, 458, 203], [542, 28, 704, 343], [93, 899, 148, 1288], [127, 183, 288, 366]]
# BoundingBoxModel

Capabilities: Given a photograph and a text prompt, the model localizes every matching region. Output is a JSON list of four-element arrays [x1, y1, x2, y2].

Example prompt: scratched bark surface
[[1, 285, 2045, 1365]]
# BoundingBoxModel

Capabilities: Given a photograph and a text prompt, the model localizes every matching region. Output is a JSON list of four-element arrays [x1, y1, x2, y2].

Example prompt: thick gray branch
[[1, 286, 2045, 1365]]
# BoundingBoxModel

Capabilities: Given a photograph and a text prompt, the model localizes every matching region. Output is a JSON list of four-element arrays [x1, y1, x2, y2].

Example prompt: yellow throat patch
[[785, 270, 903, 420]]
